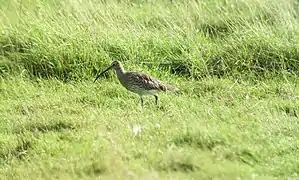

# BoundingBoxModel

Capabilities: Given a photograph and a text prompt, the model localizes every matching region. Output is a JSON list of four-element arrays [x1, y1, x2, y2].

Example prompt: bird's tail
[[164, 83, 180, 93]]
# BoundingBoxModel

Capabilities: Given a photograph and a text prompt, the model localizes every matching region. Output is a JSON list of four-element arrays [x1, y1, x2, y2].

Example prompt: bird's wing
[[127, 72, 167, 91]]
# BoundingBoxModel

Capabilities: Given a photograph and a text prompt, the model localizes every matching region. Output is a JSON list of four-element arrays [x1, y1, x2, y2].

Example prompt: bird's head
[[94, 60, 124, 82], [110, 60, 122, 70]]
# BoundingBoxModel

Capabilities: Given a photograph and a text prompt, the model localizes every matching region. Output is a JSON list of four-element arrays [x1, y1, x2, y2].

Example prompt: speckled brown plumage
[[94, 60, 179, 107]]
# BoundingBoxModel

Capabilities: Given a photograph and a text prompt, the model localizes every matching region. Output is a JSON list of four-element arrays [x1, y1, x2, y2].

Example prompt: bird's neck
[[115, 66, 126, 79]]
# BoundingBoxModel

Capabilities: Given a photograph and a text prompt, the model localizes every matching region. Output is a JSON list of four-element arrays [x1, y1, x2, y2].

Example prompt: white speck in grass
[[132, 124, 142, 136], [245, 93, 250, 100], [1, 29, 6, 36], [127, 170, 135, 178], [23, 104, 30, 116], [156, 123, 161, 129], [250, 173, 258, 179]]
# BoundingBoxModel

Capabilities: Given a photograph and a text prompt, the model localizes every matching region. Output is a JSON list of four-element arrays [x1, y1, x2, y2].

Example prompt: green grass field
[[1, 0, 299, 179]]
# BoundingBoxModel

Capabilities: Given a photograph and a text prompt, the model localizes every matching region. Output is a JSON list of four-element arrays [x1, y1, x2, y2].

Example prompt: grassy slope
[[1, 0, 299, 179], [1, 0, 299, 78]]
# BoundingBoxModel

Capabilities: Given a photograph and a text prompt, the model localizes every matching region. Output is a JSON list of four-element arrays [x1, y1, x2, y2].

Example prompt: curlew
[[94, 61, 179, 107]]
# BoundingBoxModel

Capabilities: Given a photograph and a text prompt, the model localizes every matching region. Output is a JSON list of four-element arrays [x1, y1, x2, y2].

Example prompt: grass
[[1, 0, 299, 179], [1, 0, 299, 79], [1, 76, 299, 179]]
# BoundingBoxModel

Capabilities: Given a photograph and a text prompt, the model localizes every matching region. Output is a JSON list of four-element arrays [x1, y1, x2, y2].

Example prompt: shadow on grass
[[158, 160, 200, 172], [172, 131, 226, 151], [172, 131, 260, 166], [81, 161, 107, 176], [0, 138, 32, 162], [225, 149, 260, 166], [15, 121, 76, 134], [277, 104, 298, 118], [198, 21, 232, 38]]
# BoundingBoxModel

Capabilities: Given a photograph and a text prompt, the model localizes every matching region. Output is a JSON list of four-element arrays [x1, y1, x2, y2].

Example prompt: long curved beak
[[94, 65, 113, 83]]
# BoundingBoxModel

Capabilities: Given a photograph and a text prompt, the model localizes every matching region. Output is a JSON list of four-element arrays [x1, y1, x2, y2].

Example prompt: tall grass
[[1, 0, 299, 80]]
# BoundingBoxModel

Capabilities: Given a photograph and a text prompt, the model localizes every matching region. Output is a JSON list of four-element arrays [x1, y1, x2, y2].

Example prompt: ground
[[1, 76, 298, 179]]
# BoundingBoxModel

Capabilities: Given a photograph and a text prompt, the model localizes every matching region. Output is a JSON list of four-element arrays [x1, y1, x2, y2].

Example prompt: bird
[[94, 60, 179, 107]]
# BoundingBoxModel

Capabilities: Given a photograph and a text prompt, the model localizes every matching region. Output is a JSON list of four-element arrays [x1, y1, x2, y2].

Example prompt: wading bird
[[94, 61, 179, 107]]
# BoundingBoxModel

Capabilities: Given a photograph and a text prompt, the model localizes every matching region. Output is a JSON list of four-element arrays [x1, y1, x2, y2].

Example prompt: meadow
[[1, 0, 299, 179]]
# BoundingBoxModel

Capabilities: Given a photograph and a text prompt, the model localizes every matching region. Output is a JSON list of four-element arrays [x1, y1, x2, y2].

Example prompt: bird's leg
[[154, 95, 158, 105], [140, 96, 144, 107]]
